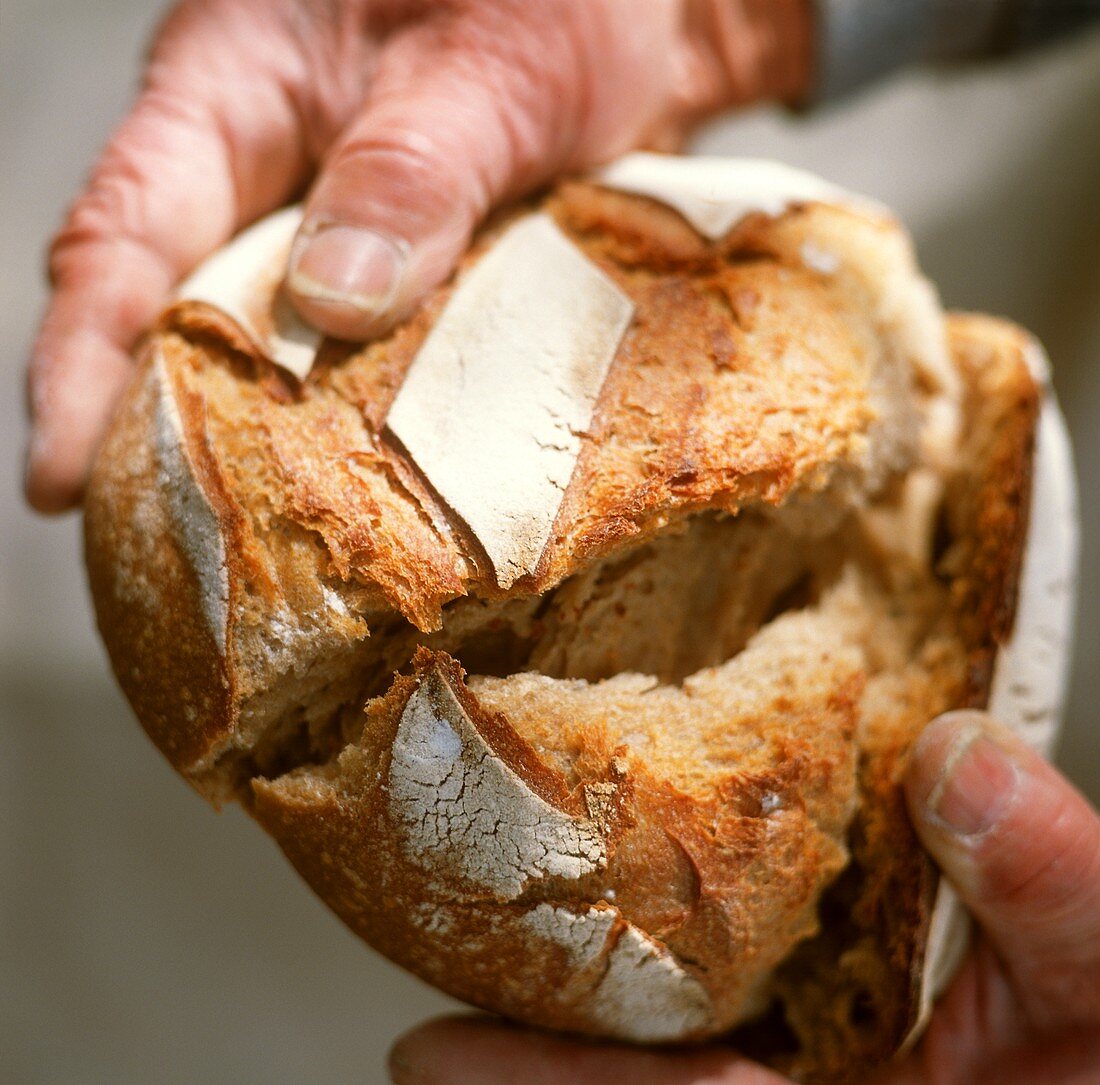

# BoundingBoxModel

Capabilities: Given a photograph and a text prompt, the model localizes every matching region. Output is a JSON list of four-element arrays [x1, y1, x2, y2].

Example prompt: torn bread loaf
[[84, 155, 1076, 1084]]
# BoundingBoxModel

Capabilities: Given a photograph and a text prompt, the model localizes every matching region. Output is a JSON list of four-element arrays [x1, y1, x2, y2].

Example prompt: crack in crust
[[520, 903, 712, 1042], [389, 667, 607, 899]]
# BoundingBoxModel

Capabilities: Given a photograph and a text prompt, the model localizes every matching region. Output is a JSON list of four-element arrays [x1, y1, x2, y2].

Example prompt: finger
[[877, 940, 1024, 1085], [974, 1028, 1100, 1085], [389, 1016, 793, 1085], [286, 2, 678, 340], [25, 0, 316, 512], [906, 711, 1100, 1030]]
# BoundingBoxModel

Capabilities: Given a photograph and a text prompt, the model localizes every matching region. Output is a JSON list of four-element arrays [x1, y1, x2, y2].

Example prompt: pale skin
[[23, 3, 1100, 1082]]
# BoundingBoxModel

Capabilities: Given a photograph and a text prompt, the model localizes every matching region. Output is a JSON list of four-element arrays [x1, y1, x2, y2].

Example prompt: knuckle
[[50, 198, 131, 290], [336, 132, 447, 191], [324, 132, 483, 223], [56, 155, 145, 248], [49, 120, 158, 275], [49, 89, 208, 287], [450, 7, 587, 143]]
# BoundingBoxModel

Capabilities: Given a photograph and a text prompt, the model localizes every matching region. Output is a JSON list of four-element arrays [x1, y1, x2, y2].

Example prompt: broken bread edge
[[243, 316, 1070, 1068], [902, 318, 1078, 1051], [250, 631, 863, 1044], [85, 173, 937, 802]]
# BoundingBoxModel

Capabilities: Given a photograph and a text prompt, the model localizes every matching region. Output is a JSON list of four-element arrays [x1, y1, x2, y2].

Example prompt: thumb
[[284, 6, 671, 340], [906, 711, 1100, 1030], [390, 1015, 793, 1085]]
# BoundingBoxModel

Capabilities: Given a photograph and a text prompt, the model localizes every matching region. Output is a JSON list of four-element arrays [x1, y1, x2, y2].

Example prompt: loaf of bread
[[84, 155, 1076, 1084]]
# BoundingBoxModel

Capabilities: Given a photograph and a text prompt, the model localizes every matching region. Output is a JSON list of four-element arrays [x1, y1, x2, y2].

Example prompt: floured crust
[[386, 213, 636, 589], [83, 159, 1056, 1084], [86, 180, 936, 795], [84, 355, 240, 771], [245, 318, 1039, 1080], [169, 205, 320, 380], [245, 316, 1034, 1078], [253, 634, 862, 1040]]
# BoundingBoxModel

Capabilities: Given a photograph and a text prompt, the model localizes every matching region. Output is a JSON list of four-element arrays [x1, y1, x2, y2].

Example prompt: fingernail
[[925, 723, 1021, 838], [289, 223, 407, 313]]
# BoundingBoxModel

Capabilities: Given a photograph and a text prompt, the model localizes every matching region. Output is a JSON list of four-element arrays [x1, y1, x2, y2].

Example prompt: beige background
[[2, 4, 1097, 1082]]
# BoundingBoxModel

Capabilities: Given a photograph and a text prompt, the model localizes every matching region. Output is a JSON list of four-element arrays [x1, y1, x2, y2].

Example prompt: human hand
[[24, 0, 811, 513], [388, 712, 1100, 1084]]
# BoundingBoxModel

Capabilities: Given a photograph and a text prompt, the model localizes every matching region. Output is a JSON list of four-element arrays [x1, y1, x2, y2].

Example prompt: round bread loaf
[[84, 156, 1075, 1084]]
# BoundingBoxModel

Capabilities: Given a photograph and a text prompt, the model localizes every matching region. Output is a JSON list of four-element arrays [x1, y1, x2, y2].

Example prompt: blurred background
[[2, 4, 1098, 1082]]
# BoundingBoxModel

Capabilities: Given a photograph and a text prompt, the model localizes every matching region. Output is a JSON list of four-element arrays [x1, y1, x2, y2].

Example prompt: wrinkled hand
[[389, 713, 1100, 1085], [24, 0, 810, 512]]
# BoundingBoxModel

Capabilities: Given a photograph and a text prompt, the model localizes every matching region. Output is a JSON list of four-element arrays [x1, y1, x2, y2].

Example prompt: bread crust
[[245, 316, 1038, 1080], [252, 629, 864, 1040], [87, 183, 934, 797], [83, 166, 1046, 1082], [84, 354, 239, 773], [745, 315, 1039, 1082]]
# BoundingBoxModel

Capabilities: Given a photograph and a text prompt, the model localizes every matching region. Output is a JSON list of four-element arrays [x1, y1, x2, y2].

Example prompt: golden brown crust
[[252, 634, 863, 1040], [84, 167, 1041, 1079], [941, 315, 1040, 702], [743, 315, 1039, 1083], [244, 317, 1038, 1077], [86, 181, 927, 796], [84, 354, 239, 781]]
